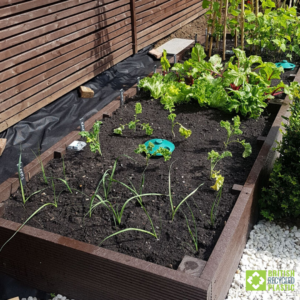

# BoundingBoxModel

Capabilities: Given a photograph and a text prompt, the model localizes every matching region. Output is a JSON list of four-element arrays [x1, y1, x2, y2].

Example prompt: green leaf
[[191, 44, 206, 62], [161, 49, 170, 72], [135, 102, 142, 114]]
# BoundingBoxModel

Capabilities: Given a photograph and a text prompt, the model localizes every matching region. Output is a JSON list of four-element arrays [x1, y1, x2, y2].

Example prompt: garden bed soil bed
[[1, 94, 281, 269]]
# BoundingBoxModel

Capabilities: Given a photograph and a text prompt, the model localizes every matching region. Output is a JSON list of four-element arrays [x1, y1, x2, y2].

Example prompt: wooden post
[[241, 0, 244, 50], [216, 0, 223, 50], [209, 10, 217, 57], [206, 1, 213, 51], [234, 17, 238, 47], [223, 0, 229, 60], [130, 0, 138, 54]]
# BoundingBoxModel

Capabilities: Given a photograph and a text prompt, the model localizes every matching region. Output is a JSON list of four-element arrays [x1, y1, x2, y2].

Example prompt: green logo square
[[246, 270, 267, 291]]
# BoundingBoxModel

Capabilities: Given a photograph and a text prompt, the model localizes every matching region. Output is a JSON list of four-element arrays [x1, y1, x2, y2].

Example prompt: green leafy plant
[[220, 116, 252, 158], [161, 49, 170, 75], [168, 162, 203, 221], [260, 97, 300, 221], [79, 120, 102, 155], [207, 150, 232, 179], [134, 142, 172, 168], [167, 113, 192, 138], [182, 202, 199, 252], [114, 103, 153, 136]]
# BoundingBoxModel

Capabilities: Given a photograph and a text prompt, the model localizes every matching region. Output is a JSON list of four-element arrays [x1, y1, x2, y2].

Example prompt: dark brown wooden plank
[[0, 0, 61, 17], [0, 11, 131, 70], [0, 0, 28, 7], [137, 0, 200, 32], [137, 0, 182, 20], [0, 20, 132, 85], [0, 4, 131, 58], [138, 5, 205, 49], [0, 0, 92, 29], [0, 46, 134, 132], [136, 0, 169, 13], [0, 0, 117, 39], [0, 32, 132, 111], [0, 25, 132, 99], [138, 2, 202, 40]]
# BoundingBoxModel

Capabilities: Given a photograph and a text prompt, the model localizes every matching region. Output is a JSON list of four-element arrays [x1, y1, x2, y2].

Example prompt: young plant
[[32, 149, 48, 184], [161, 49, 170, 75], [0, 179, 61, 252], [79, 120, 102, 155], [220, 116, 252, 158], [168, 113, 192, 138], [210, 170, 224, 191], [134, 142, 172, 168], [210, 184, 223, 226], [168, 162, 204, 221], [114, 103, 153, 136], [207, 150, 232, 178], [182, 202, 199, 252], [99, 202, 159, 246], [18, 153, 45, 205]]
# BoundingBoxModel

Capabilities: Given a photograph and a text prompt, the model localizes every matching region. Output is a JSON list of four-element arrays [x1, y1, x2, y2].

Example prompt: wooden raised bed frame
[[0, 48, 298, 300]]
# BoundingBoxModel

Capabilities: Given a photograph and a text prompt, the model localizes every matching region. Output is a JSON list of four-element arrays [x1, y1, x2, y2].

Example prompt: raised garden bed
[[0, 43, 299, 300]]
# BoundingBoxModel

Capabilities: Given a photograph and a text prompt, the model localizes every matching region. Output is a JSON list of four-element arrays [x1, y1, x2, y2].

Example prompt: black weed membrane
[[0, 46, 157, 184]]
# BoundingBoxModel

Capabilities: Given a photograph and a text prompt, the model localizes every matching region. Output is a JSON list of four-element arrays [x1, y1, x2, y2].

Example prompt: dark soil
[[3, 47, 299, 270]]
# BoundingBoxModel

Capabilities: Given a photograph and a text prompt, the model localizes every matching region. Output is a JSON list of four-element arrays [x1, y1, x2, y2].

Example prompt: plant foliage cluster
[[139, 44, 299, 120], [260, 96, 300, 221]]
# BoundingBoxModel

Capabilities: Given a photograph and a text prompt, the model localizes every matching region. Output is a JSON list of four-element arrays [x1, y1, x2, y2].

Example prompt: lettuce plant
[[220, 116, 252, 158], [207, 150, 232, 179], [114, 103, 153, 136], [161, 49, 170, 75], [167, 113, 192, 138]]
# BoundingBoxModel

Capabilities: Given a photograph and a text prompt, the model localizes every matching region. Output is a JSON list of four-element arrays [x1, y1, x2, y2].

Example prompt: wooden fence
[[0, 0, 205, 133]]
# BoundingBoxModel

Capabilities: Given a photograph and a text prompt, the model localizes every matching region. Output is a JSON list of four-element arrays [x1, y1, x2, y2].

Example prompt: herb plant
[[207, 150, 232, 179], [79, 120, 102, 155], [220, 116, 252, 158], [134, 142, 172, 168], [168, 113, 192, 138], [114, 103, 153, 136], [161, 49, 170, 75]]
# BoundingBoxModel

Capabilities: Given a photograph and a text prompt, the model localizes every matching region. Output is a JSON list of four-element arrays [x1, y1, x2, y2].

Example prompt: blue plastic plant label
[[17, 161, 26, 186], [79, 118, 85, 131]]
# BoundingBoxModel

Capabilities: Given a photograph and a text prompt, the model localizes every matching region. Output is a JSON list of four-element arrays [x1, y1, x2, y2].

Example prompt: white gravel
[[226, 220, 300, 300], [21, 295, 74, 300]]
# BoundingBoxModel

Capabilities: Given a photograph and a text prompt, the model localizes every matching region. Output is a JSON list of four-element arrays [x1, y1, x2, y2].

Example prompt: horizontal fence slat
[[137, 0, 199, 31], [0, 0, 28, 7], [0, 19, 132, 85], [0, 25, 132, 100], [0, 4, 131, 61], [0, 11, 131, 71], [138, 4, 205, 49], [138, 2, 203, 40], [0, 32, 132, 111], [0, 0, 118, 40], [136, 0, 169, 13], [0, 46, 134, 132], [0, 0, 93, 29], [0, 0, 62, 18]]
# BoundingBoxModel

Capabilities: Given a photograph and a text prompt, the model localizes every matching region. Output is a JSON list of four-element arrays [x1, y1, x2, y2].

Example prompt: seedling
[[210, 185, 223, 226], [168, 162, 203, 221], [114, 103, 153, 136], [210, 170, 224, 191], [0, 179, 62, 252], [134, 142, 172, 168], [168, 113, 192, 138], [220, 116, 252, 158], [161, 49, 170, 75], [182, 202, 199, 252], [18, 153, 45, 205], [207, 150, 232, 179], [79, 120, 102, 155], [32, 149, 48, 184]]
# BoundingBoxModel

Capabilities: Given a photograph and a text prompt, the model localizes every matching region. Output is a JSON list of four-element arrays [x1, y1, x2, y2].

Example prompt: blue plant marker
[[144, 139, 175, 156], [275, 60, 295, 70]]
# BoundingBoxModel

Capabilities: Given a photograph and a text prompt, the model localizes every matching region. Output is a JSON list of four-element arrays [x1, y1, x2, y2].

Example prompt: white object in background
[[156, 38, 194, 55], [67, 141, 86, 151]]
